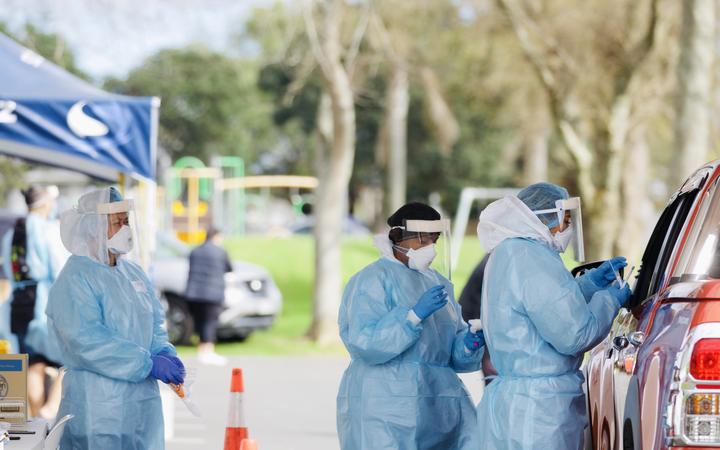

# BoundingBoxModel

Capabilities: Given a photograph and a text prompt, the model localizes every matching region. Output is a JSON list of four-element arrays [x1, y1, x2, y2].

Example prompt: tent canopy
[[0, 33, 158, 181]]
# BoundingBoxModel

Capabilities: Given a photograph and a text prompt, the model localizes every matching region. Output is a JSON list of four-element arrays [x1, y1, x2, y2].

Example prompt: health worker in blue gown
[[337, 202, 485, 450], [475, 182, 632, 450], [47, 187, 185, 450]]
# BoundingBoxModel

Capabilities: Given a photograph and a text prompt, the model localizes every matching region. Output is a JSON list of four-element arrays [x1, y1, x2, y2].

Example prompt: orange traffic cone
[[223, 368, 249, 450], [240, 439, 258, 450]]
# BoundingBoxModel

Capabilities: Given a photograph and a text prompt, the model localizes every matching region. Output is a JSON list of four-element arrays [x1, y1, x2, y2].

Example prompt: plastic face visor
[[97, 199, 142, 263], [533, 197, 585, 262], [393, 219, 453, 280]]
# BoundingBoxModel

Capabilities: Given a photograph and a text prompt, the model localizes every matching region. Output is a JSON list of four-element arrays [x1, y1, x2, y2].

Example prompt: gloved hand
[[158, 349, 185, 372], [463, 325, 485, 351], [607, 283, 632, 308], [412, 285, 448, 320], [150, 354, 185, 385], [588, 256, 628, 288]]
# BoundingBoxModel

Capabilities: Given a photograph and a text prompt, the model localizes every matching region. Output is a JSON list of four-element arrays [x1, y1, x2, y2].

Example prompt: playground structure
[[164, 156, 318, 244], [450, 187, 521, 271]]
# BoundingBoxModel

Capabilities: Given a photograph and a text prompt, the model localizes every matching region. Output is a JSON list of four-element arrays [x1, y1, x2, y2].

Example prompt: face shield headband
[[532, 197, 585, 262]]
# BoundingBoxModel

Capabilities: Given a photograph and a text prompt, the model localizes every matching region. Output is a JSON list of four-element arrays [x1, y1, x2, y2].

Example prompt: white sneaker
[[197, 351, 228, 366]]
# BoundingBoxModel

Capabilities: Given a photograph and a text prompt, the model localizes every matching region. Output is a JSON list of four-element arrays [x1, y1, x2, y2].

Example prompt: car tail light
[[691, 339, 720, 380], [686, 393, 720, 442]]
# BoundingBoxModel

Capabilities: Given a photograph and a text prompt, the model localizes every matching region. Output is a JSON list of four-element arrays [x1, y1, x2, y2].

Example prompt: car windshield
[[672, 178, 720, 281], [155, 233, 191, 258]]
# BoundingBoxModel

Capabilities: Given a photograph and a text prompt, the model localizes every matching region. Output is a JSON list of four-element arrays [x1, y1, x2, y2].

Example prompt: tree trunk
[[306, 0, 357, 344], [385, 61, 410, 216], [616, 124, 653, 262], [522, 90, 549, 184], [586, 94, 631, 259], [672, 0, 715, 188], [419, 67, 460, 155]]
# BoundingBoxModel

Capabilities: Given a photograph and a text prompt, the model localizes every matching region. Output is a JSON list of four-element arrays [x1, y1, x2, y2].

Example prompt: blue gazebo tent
[[0, 32, 158, 181]]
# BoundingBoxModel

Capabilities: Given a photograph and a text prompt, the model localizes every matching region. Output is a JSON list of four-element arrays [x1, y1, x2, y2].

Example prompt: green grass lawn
[[176, 235, 488, 357]]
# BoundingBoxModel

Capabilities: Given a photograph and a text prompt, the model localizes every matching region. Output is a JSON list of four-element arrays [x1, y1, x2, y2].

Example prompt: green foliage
[[247, 1, 517, 218], [0, 157, 28, 207], [104, 46, 276, 163], [0, 22, 88, 80], [195, 235, 485, 355]]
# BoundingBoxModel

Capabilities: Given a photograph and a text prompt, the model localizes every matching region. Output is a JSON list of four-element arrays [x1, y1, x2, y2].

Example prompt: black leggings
[[186, 301, 223, 343]]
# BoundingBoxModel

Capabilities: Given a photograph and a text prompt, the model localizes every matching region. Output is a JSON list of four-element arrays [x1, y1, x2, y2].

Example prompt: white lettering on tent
[[20, 50, 43, 68], [67, 101, 109, 138], [0, 101, 17, 124]]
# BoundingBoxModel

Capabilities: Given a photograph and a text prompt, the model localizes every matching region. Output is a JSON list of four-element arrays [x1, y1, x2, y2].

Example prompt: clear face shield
[[533, 197, 585, 262], [97, 199, 142, 265], [394, 218, 452, 280]]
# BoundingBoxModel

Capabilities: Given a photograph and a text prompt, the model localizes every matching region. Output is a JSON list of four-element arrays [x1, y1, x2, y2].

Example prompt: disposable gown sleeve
[[577, 270, 604, 303], [518, 245, 620, 356], [26, 220, 50, 283], [450, 301, 482, 373], [340, 270, 423, 365], [144, 272, 176, 357], [49, 272, 153, 382]]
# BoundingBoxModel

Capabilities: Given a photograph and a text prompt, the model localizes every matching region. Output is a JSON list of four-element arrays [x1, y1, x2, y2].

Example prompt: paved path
[[165, 356, 484, 450]]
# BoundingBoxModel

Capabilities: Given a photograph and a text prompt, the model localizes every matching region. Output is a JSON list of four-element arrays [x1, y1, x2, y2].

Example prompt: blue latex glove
[[158, 349, 185, 373], [412, 285, 448, 320], [463, 325, 485, 351], [588, 257, 628, 288], [607, 284, 632, 308], [150, 354, 185, 385]]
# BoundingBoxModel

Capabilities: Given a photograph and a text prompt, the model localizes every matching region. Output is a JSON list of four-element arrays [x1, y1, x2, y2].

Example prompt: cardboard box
[[0, 354, 27, 424]]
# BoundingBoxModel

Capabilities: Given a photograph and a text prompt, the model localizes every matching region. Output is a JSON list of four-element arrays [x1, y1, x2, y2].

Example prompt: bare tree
[[304, 0, 360, 343], [496, 0, 660, 259], [672, 0, 715, 187], [521, 87, 550, 184], [369, 5, 460, 219], [385, 61, 410, 213]]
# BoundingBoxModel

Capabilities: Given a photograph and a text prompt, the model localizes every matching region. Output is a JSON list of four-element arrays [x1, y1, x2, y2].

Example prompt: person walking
[[185, 227, 232, 366]]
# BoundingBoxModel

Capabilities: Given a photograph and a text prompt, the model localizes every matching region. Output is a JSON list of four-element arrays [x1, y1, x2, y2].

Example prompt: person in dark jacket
[[458, 253, 498, 384], [185, 227, 232, 366]]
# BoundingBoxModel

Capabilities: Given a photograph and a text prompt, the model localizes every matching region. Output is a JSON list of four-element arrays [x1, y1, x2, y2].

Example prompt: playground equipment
[[450, 187, 520, 271], [165, 156, 318, 243]]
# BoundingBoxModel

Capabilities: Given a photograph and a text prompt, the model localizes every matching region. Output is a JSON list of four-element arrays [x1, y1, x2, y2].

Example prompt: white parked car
[[151, 233, 282, 344]]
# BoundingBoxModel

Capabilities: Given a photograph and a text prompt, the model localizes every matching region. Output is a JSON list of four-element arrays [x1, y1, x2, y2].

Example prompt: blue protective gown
[[476, 238, 620, 450], [337, 256, 482, 450], [47, 255, 175, 450], [1, 213, 64, 361]]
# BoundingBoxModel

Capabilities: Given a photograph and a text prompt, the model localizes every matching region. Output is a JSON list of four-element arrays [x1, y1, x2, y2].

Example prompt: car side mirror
[[613, 335, 629, 351], [571, 259, 625, 279]]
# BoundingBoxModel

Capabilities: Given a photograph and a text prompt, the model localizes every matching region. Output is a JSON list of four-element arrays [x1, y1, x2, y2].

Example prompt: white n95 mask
[[108, 225, 134, 255], [406, 244, 437, 272], [552, 225, 574, 253]]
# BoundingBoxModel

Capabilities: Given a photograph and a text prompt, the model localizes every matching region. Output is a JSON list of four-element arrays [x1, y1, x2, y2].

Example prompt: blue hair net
[[517, 182, 569, 228], [109, 187, 123, 203]]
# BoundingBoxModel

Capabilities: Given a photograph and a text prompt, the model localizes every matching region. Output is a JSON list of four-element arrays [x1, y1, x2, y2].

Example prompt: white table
[[4, 418, 47, 450]]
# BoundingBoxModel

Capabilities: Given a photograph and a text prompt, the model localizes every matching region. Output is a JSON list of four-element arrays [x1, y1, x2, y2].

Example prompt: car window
[[629, 188, 702, 308], [670, 178, 720, 282]]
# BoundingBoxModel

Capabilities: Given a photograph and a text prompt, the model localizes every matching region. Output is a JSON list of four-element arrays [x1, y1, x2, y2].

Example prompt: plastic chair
[[43, 414, 73, 450]]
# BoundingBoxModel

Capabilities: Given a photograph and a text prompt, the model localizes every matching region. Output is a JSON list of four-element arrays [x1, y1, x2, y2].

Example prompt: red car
[[584, 160, 720, 449]]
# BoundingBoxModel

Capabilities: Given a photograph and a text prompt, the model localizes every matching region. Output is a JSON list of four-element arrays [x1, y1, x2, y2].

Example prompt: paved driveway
[[165, 356, 484, 450]]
